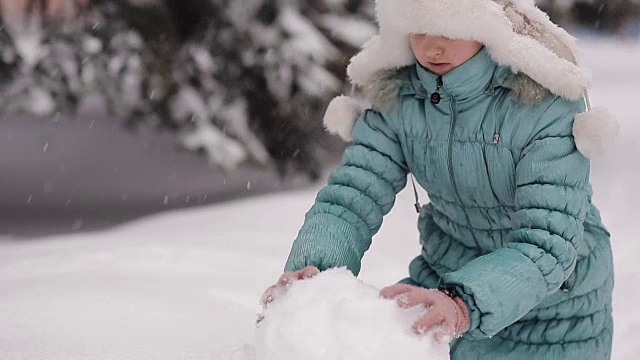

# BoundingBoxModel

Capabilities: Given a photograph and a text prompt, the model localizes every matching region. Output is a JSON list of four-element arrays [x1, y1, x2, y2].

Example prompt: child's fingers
[[260, 284, 278, 305], [432, 327, 453, 344], [298, 266, 320, 279], [277, 272, 298, 287], [396, 288, 438, 308], [380, 284, 416, 299], [277, 266, 319, 287], [412, 310, 453, 337], [266, 267, 320, 308]]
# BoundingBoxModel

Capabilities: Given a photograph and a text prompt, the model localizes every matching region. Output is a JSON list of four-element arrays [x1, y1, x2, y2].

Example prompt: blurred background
[[0, 0, 638, 239]]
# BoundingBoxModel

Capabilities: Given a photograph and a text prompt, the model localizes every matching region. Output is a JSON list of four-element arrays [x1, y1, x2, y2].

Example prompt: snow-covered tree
[[537, 0, 640, 32], [0, 23, 21, 89], [167, 0, 376, 175], [0, 0, 377, 179]]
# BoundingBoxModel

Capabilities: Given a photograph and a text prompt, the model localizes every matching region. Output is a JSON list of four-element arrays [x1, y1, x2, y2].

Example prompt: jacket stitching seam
[[430, 194, 515, 210]]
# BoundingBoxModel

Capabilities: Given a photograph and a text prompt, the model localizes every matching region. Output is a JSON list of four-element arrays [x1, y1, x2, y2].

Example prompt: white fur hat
[[324, 0, 618, 158]]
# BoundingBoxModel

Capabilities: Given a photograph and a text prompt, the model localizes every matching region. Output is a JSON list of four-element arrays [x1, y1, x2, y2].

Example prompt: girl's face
[[409, 34, 483, 75]]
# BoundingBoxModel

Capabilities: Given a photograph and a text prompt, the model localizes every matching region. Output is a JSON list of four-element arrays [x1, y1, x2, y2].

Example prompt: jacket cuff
[[284, 213, 364, 275], [440, 248, 548, 339]]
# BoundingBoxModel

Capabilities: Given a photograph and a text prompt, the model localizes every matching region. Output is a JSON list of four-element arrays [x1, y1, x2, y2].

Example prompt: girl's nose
[[425, 45, 444, 58], [422, 36, 447, 58]]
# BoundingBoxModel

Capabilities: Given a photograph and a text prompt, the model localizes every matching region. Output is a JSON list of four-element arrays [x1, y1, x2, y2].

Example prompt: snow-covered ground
[[0, 39, 638, 359]]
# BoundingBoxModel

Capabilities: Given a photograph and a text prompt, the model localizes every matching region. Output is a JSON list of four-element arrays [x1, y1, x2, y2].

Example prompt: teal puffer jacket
[[285, 48, 613, 359]]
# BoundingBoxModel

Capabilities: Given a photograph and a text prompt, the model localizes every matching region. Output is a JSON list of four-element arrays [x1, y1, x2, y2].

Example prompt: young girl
[[263, 0, 618, 358]]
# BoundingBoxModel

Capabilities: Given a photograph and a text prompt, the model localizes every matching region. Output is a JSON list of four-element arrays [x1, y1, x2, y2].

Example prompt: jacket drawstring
[[583, 90, 592, 111], [410, 174, 421, 213]]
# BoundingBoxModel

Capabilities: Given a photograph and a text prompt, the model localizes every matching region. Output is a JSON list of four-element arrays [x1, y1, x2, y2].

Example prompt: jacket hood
[[348, 0, 587, 101], [322, 0, 618, 158]]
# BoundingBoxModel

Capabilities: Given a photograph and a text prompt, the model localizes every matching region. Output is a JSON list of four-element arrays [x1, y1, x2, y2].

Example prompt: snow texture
[[255, 268, 449, 360], [319, 14, 377, 48], [0, 0, 362, 173]]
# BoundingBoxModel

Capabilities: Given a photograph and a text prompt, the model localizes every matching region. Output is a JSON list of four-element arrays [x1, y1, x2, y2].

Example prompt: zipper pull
[[493, 133, 500, 144], [431, 76, 443, 104]]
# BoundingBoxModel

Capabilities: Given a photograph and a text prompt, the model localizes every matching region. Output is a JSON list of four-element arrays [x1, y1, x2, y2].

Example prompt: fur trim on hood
[[323, 0, 618, 157], [348, 0, 587, 100]]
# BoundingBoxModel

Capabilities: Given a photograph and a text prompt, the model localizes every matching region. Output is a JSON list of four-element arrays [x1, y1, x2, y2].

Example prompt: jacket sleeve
[[441, 98, 591, 339], [284, 108, 408, 275]]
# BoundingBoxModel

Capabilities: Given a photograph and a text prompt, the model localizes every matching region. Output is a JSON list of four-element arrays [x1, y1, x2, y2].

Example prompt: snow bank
[[255, 268, 450, 360]]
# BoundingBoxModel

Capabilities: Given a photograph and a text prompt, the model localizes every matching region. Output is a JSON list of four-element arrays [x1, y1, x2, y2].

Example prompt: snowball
[[255, 268, 450, 360]]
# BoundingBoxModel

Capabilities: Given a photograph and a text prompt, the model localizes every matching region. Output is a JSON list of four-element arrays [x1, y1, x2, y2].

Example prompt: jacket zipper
[[431, 76, 443, 104], [444, 80, 480, 247]]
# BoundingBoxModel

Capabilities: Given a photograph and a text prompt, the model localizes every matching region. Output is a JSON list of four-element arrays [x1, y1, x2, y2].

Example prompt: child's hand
[[260, 266, 320, 307], [257, 266, 319, 324], [380, 284, 470, 343]]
